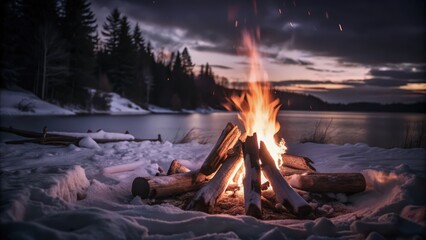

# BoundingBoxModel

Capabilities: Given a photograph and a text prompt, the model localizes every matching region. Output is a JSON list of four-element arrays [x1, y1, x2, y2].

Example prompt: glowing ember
[[226, 30, 286, 183], [338, 24, 343, 31]]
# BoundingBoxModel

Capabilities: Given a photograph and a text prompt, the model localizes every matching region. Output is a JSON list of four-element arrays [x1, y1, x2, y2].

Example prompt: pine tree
[[60, 0, 97, 98], [132, 24, 147, 105], [132, 24, 145, 52], [101, 8, 121, 55], [181, 47, 194, 75], [111, 16, 135, 96]]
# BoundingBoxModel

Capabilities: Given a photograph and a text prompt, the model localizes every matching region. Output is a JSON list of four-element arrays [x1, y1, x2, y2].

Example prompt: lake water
[[1, 111, 425, 148]]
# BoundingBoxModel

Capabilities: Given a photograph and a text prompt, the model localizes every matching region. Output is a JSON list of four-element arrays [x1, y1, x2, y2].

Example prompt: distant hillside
[[214, 87, 425, 113]]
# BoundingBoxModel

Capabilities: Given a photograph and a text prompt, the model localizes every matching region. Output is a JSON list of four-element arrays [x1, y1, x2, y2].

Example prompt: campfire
[[131, 31, 366, 219]]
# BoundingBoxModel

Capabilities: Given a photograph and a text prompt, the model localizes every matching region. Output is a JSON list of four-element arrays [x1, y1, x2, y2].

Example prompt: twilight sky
[[91, 0, 425, 104]]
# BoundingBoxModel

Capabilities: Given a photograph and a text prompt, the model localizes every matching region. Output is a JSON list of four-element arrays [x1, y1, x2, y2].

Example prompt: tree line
[[1, 0, 222, 110]]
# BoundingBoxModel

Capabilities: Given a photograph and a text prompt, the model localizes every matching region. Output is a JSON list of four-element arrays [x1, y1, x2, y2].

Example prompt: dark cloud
[[306, 67, 344, 73], [91, 0, 425, 66], [273, 57, 313, 66], [210, 64, 233, 70], [369, 68, 426, 80]]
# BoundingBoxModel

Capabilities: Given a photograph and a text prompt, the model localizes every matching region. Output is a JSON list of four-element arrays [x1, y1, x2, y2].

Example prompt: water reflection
[[0, 111, 425, 148]]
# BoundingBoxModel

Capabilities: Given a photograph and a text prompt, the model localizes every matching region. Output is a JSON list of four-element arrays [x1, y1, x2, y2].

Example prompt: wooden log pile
[[131, 123, 367, 219]]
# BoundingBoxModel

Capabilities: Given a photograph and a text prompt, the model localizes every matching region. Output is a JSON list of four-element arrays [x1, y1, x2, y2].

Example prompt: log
[[186, 142, 243, 212], [131, 172, 207, 199], [259, 141, 312, 217], [285, 172, 366, 193], [243, 133, 262, 219], [167, 160, 190, 175], [281, 154, 316, 172], [195, 122, 241, 183], [1, 126, 162, 145]]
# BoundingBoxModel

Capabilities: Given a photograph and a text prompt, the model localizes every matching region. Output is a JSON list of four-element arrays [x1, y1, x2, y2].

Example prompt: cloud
[[273, 57, 313, 66], [306, 67, 344, 73], [91, 0, 425, 66], [369, 67, 425, 80], [210, 64, 233, 70]]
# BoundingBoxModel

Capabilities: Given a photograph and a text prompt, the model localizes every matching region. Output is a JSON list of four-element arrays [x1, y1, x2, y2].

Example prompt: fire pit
[[132, 30, 366, 220]]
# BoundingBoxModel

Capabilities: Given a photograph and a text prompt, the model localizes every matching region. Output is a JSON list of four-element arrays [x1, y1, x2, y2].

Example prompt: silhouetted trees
[[1, 1, 221, 111]]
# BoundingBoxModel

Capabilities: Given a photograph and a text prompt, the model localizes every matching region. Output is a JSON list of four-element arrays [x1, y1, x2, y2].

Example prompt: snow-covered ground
[[0, 89, 75, 115], [0, 137, 425, 239]]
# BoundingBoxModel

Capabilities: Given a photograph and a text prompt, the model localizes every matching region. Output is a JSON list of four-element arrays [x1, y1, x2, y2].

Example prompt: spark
[[307, 10, 311, 16], [235, 20, 238, 28], [338, 24, 343, 31], [289, 22, 294, 28], [278, 8, 282, 15], [325, 11, 329, 19]]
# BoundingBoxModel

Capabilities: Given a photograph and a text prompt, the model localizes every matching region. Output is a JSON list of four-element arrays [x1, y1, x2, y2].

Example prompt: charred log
[[259, 141, 312, 217], [195, 122, 241, 183], [186, 142, 243, 212], [243, 133, 262, 219]]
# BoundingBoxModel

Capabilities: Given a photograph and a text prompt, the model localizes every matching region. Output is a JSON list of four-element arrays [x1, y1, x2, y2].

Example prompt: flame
[[226, 30, 286, 183]]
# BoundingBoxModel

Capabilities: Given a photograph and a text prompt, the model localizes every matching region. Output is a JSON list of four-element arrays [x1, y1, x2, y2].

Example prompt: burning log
[[285, 172, 366, 193], [281, 154, 316, 174], [243, 133, 262, 219], [132, 172, 206, 199], [186, 142, 243, 212], [167, 160, 190, 175], [259, 141, 312, 217], [195, 122, 241, 183]]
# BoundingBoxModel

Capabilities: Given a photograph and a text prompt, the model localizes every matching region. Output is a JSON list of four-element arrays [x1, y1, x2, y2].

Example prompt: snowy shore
[[0, 89, 219, 115], [0, 138, 425, 239]]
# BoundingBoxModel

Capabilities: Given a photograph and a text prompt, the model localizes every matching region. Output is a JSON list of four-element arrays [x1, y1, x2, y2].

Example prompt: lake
[[1, 111, 425, 148]]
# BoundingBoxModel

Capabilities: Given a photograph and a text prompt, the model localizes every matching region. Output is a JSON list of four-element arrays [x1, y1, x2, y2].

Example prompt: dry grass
[[300, 119, 333, 144], [401, 121, 426, 148], [173, 128, 211, 144]]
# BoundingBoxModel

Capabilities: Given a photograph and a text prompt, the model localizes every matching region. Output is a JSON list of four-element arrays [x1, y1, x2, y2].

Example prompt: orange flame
[[226, 30, 286, 183]]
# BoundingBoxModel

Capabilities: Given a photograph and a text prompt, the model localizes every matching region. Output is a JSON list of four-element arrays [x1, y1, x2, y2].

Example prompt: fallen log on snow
[[132, 172, 206, 199], [259, 141, 312, 217], [195, 122, 241, 183], [243, 133, 262, 219], [186, 141, 243, 212], [285, 172, 366, 193], [1, 126, 162, 145]]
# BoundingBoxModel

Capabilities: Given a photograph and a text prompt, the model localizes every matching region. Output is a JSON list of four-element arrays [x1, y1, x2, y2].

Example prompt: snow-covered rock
[[0, 89, 75, 115]]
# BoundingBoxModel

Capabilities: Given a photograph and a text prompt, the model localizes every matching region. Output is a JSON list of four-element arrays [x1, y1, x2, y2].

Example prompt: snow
[[0, 139, 425, 239], [106, 92, 150, 115], [0, 89, 75, 115]]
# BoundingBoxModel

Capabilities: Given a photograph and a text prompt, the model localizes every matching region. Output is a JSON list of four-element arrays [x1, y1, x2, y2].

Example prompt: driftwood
[[132, 172, 207, 199], [259, 141, 312, 217], [167, 160, 191, 175], [243, 133, 262, 219], [186, 142, 243, 212], [195, 122, 241, 183], [285, 172, 366, 193], [1, 126, 162, 145]]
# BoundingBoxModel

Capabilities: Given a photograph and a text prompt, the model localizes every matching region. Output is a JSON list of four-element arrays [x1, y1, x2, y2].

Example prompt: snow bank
[[0, 89, 75, 115], [108, 92, 149, 115], [0, 165, 89, 222], [0, 141, 425, 239]]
